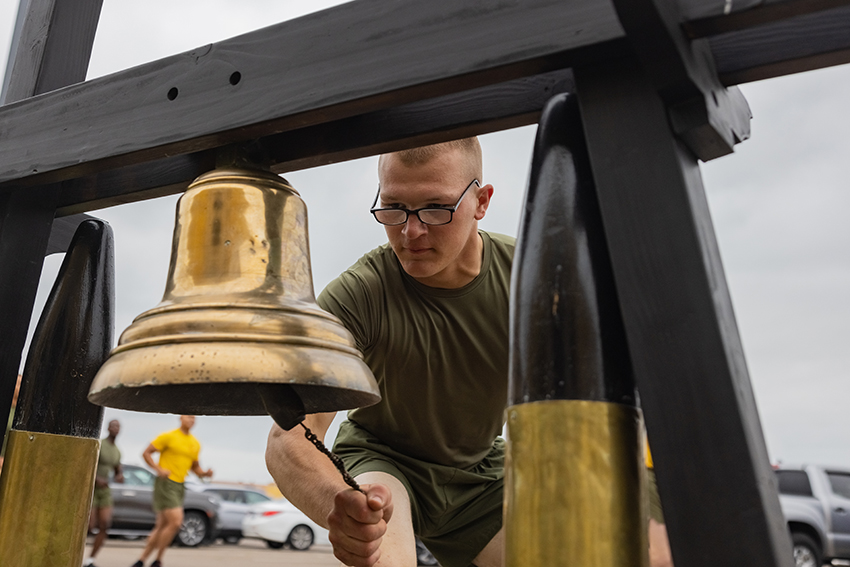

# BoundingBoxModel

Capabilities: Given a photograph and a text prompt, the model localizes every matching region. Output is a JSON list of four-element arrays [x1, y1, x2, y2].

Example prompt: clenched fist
[[327, 483, 394, 567]]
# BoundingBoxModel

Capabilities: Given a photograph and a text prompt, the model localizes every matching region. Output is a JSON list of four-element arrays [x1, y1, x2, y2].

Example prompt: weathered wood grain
[[684, 0, 850, 38], [710, 3, 850, 84], [52, 70, 573, 214], [0, 0, 625, 191]]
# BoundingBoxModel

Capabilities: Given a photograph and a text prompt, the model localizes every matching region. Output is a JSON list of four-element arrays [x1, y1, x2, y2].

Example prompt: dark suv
[[108, 464, 220, 547]]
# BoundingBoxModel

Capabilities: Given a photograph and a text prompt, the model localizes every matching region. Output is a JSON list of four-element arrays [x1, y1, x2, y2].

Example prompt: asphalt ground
[[84, 537, 817, 567], [83, 537, 339, 567]]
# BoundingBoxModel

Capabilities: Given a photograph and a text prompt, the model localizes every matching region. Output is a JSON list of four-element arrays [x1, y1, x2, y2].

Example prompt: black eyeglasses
[[370, 179, 480, 226]]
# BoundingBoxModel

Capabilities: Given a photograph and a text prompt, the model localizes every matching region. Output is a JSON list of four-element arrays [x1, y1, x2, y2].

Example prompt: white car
[[242, 499, 330, 550], [187, 483, 273, 544]]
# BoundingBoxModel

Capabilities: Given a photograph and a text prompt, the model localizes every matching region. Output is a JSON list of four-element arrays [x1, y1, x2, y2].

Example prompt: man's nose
[[402, 213, 427, 237]]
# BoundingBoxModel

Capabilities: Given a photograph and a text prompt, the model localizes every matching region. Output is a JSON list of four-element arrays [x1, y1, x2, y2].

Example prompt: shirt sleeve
[[317, 268, 382, 353], [151, 431, 171, 452]]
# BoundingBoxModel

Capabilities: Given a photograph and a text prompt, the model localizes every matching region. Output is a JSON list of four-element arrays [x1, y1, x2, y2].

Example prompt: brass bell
[[89, 168, 380, 429]]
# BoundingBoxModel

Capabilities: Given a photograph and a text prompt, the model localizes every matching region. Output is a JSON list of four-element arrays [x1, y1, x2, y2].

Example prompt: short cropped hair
[[381, 138, 482, 181]]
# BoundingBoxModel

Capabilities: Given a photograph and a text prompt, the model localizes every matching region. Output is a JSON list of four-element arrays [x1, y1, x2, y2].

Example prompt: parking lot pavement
[[84, 538, 338, 567]]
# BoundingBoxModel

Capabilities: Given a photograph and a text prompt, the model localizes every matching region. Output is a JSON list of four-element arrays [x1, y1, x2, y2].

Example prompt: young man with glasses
[[267, 137, 513, 567]]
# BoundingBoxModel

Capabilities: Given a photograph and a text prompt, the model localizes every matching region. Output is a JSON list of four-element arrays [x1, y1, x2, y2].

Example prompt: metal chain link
[[299, 421, 364, 494]]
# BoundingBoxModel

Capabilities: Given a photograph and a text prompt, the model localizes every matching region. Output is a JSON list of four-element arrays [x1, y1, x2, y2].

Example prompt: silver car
[[777, 465, 850, 567], [189, 483, 273, 544], [109, 464, 221, 547]]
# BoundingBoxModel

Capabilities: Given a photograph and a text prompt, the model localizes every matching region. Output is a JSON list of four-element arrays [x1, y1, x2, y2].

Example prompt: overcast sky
[[2, 0, 848, 485]]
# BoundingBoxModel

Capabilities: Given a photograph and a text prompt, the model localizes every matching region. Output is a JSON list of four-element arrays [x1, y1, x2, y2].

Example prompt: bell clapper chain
[[298, 421, 364, 494]]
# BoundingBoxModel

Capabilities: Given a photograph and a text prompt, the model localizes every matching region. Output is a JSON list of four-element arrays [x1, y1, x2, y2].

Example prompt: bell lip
[[88, 341, 381, 415], [114, 301, 361, 358], [135, 298, 336, 322], [188, 168, 299, 196], [109, 334, 362, 358]]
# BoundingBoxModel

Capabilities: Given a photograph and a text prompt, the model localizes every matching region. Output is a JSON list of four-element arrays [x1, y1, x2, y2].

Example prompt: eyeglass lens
[[373, 208, 453, 226]]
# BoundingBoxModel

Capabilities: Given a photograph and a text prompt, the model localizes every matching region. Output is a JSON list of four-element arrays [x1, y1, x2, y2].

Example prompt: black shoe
[[150, 561, 162, 567], [130, 561, 143, 567]]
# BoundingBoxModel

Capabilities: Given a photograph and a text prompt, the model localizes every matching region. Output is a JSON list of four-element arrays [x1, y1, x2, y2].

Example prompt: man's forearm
[[143, 453, 156, 470], [266, 421, 349, 529]]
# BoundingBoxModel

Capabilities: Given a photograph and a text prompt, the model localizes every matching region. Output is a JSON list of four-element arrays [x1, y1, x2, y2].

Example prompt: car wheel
[[287, 524, 314, 551], [223, 535, 241, 545], [416, 539, 439, 566], [266, 539, 285, 549], [176, 511, 208, 547], [791, 532, 822, 567]]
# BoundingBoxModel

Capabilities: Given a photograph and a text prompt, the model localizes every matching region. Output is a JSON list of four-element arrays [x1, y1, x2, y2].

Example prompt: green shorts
[[92, 485, 113, 509], [153, 477, 185, 512], [647, 468, 665, 524], [334, 420, 504, 567]]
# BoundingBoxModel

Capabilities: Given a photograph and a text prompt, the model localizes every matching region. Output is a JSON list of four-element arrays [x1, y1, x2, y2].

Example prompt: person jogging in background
[[84, 419, 124, 567], [130, 415, 213, 567], [647, 444, 673, 567]]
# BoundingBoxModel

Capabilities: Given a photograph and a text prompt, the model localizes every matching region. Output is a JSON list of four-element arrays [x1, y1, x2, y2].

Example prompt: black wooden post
[[0, 0, 103, 442], [505, 93, 644, 566], [0, 219, 114, 565], [573, 56, 792, 567]]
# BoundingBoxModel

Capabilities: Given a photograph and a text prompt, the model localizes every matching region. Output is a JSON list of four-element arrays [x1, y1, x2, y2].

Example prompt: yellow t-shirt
[[151, 429, 200, 483]]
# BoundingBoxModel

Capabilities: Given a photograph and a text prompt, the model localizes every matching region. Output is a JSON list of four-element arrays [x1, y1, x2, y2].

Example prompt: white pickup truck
[[776, 465, 850, 567]]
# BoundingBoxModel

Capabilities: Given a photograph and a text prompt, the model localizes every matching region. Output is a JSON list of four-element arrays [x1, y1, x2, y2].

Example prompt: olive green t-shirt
[[97, 438, 121, 480], [318, 231, 514, 468]]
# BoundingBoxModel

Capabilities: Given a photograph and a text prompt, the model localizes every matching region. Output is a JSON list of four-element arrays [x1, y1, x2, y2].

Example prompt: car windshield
[[122, 466, 155, 486], [827, 472, 850, 499], [205, 488, 272, 504], [776, 470, 813, 497], [245, 491, 271, 504]]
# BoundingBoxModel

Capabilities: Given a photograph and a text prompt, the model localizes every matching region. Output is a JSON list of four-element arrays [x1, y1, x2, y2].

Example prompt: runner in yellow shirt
[[647, 441, 674, 567], [131, 415, 213, 567]]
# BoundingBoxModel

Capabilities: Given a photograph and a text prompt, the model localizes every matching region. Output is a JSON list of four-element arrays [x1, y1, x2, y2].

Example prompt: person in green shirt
[[84, 419, 123, 567], [267, 138, 510, 567]]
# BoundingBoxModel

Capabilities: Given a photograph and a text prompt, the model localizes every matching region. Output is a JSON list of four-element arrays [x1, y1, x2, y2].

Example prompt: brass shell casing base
[[0, 431, 99, 566], [505, 400, 647, 567]]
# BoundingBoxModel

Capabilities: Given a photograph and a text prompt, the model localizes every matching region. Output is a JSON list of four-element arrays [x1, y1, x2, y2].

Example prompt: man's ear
[[474, 184, 494, 220]]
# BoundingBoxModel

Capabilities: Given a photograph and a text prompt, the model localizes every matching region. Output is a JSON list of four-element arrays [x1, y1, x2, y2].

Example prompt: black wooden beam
[[46, 214, 97, 255], [52, 70, 573, 215], [574, 56, 792, 567], [612, 0, 751, 161], [684, 0, 849, 38], [0, 0, 626, 194], [0, 0, 102, 103], [709, 3, 850, 84], [0, 0, 847, 202], [0, 0, 102, 450]]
